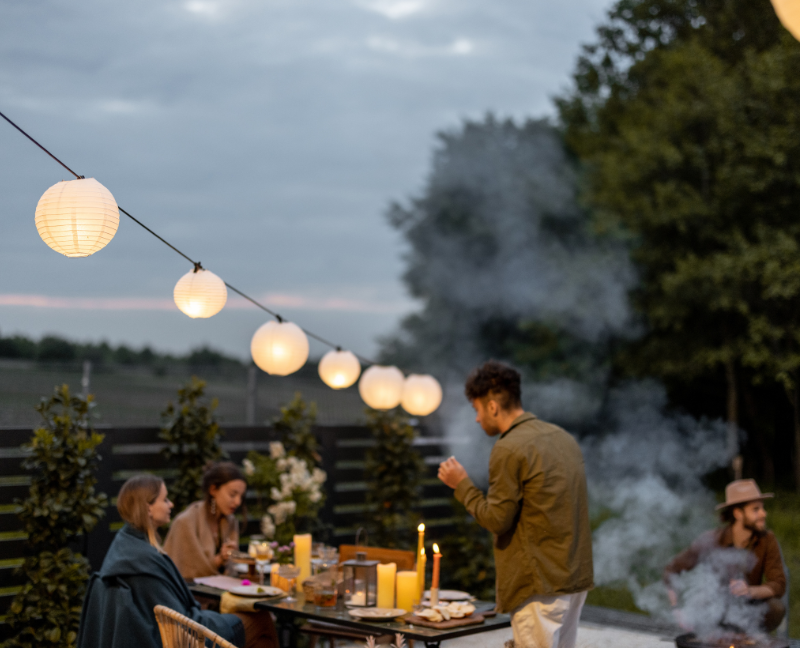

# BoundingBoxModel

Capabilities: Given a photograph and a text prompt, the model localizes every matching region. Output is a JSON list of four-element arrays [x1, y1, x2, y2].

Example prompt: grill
[[676, 633, 790, 648]]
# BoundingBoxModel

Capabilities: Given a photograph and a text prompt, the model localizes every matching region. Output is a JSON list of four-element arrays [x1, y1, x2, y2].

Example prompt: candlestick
[[377, 562, 397, 608], [396, 570, 418, 612], [293, 534, 312, 584], [432, 543, 441, 590]]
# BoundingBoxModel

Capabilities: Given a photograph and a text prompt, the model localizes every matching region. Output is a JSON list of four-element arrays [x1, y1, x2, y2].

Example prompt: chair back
[[338, 545, 416, 571], [153, 605, 237, 648]]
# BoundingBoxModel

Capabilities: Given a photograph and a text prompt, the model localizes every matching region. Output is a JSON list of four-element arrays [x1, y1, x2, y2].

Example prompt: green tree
[[160, 377, 225, 513], [557, 0, 800, 481], [4, 385, 107, 648], [363, 408, 425, 549], [273, 392, 320, 468]]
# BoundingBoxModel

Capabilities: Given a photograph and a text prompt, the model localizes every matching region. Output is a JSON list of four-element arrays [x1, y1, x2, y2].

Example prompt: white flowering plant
[[243, 441, 326, 545]]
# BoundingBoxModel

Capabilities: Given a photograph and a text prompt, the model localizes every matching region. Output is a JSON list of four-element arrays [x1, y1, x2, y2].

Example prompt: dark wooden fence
[[0, 424, 456, 638]]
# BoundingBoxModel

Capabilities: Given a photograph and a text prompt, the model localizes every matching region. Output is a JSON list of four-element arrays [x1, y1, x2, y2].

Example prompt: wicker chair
[[154, 604, 237, 648]]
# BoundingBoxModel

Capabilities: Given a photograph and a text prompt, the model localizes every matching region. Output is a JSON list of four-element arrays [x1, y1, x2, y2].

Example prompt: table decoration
[[377, 562, 397, 608], [396, 570, 417, 612]]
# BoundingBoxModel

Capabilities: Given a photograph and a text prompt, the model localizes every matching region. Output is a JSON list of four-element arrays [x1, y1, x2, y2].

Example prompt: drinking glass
[[249, 536, 271, 585], [278, 565, 302, 603]]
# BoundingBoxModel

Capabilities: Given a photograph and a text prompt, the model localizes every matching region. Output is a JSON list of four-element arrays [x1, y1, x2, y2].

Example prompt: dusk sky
[[0, 0, 612, 361]]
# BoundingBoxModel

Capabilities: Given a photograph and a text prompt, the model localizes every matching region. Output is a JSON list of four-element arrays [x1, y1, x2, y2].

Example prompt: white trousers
[[510, 591, 588, 648]]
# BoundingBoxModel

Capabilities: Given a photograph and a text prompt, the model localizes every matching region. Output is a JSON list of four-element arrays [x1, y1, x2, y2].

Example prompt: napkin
[[193, 575, 245, 591], [220, 591, 273, 614]]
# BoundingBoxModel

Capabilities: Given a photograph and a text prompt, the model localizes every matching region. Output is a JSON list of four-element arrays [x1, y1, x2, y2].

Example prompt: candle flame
[[433, 543, 440, 553], [418, 523, 425, 532]]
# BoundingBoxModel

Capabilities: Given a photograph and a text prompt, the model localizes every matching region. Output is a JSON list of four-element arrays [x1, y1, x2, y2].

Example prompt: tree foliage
[[363, 408, 425, 549], [160, 377, 225, 513], [4, 385, 107, 648], [273, 392, 321, 468]]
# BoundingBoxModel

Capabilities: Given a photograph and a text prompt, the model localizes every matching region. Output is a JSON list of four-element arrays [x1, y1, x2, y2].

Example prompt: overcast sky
[[0, 0, 612, 361]]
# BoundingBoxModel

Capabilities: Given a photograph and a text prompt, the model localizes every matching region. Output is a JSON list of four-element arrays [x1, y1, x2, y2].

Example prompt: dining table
[[189, 582, 511, 648]]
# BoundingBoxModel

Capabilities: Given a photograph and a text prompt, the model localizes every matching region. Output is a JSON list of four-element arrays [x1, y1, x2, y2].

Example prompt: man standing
[[664, 479, 786, 633], [438, 361, 594, 648]]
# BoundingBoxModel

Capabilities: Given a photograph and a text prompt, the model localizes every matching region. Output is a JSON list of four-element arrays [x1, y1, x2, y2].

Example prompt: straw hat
[[715, 479, 774, 511]]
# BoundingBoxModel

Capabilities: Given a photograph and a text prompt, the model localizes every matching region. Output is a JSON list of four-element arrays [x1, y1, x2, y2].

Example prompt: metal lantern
[[771, 0, 800, 40], [401, 374, 443, 416], [250, 320, 309, 376], [173, 266, 227, 318], [358, 365, 404, 410], [342, 551, 378, 607], [318, 349, 361, 389], [35, 178, 119, 257]]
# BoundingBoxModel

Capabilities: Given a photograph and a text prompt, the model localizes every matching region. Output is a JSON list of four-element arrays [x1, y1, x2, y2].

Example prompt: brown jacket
[[664, 526, 786, 598], [163, 500, 239, 580], [455, 413, 594, 613]]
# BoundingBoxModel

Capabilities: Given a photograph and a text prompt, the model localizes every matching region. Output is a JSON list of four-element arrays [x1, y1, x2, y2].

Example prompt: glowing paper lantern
[[250, 320, 309, 376], [318, 349, 361, 389], [35, 178, 119, 257], [358, 365, 405, 410], [771, 0, 800, 40], [401, 374, 443, 416], [173, 267, 227, 318]]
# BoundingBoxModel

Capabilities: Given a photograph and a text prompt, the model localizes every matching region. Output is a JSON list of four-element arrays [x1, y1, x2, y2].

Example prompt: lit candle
[[293, 534, 312, 584], [416, 523, 425, 602], [432, 544, 441, 590], [377, 562, 397, 608], [417, 547, 426, 601], [396, 570, 418, 612]]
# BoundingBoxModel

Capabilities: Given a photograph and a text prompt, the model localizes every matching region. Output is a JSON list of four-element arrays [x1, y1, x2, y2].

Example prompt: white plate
[[422, 590, 473, 601], [347, 608, 406, 621], [228, 584, 285, 598]]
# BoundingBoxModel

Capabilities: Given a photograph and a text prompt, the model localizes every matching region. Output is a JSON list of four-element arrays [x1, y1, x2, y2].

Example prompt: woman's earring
[[210, 499, 216, 515]]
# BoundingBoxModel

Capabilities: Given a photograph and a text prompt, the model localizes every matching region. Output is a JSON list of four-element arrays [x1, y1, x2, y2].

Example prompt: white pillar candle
[[377, 562, 397, 608]]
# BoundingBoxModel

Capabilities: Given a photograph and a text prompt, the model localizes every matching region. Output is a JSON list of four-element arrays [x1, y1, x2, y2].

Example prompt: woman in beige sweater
[[164, 462, 246, 579], [164, 462, 278, 648]]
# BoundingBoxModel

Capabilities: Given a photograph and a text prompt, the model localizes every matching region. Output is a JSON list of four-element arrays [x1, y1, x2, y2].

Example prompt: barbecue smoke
[[382, 116, 736, 621]]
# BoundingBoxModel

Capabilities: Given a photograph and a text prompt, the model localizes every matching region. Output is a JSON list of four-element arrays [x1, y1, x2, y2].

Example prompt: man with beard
[[664, 479, 786, 632], [438, 361, 593, 648]]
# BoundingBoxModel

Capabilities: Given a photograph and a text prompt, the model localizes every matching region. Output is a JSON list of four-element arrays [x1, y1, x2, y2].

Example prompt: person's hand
[[729, 579, 750, 597], [215, 540, 238, 567], [438, 456, 468, 489], [667, 588, 678, 607]]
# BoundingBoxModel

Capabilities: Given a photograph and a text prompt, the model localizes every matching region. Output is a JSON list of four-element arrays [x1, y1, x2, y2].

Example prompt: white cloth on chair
[[510, 590, 587, 648]]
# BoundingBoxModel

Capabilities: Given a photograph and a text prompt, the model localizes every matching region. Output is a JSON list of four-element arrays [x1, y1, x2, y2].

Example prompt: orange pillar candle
[[416, 523, 425, 602], [432, 544, 441, 590]]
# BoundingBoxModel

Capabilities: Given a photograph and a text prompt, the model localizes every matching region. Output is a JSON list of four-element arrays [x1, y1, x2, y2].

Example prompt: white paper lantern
[[358, 365, 405, 410], [772, 0, 800, 40], [401, 374, 443, 416], [250, 320, 309, 376], [319, 349, 361, 389], [173, 267, 227, 318], [35, 178, 119, 257]]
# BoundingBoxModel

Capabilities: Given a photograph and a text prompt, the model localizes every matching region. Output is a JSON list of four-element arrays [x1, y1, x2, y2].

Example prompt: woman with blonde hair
[[78, 475, 262, 648]]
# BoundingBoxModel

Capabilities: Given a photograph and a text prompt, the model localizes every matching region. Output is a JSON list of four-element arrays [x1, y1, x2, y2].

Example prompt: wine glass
[[278, 565, 302, 603], [253, 542, 272, 585]]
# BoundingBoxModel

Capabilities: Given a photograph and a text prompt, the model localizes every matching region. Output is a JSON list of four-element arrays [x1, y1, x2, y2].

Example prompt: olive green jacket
[[455, 412, 594, 613]]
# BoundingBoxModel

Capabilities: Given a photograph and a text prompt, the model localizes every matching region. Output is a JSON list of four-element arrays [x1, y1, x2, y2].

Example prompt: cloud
[[0, 292, 413, 314], [356, 0, 428, 20], [366, 36, 474, 57]]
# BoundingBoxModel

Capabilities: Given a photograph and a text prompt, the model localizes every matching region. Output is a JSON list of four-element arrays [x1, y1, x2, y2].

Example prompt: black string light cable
[[0, 109, 378, 366]]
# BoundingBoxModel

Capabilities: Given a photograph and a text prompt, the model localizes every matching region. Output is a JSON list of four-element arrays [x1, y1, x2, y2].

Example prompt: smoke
[[385, 116, 739, 627]]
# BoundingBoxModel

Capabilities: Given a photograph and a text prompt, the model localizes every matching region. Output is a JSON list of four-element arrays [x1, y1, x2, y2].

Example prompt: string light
[[359, 365, 405, 410], [173, 265, 227, 318], [771, 0, 800, 40], [401, 374, 443, 417], [35, 178, 119, 257], [318, 349, 361, 389], [1, 109, 445, 415]]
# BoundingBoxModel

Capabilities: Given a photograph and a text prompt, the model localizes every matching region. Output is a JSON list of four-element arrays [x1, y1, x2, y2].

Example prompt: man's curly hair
[[464, 360, 522, 411]]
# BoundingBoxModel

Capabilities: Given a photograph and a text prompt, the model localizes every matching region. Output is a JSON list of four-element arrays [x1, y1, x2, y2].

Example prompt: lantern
[[173, 267, 227, 318], [771, 0, 800, 40], [318, 349, 361, 389], [401, 374, 443, 416], [342, 551, 379, 607], [35, 178, 119, 257], [358, 365, 404, 410], [250, 320, 309, 376]]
